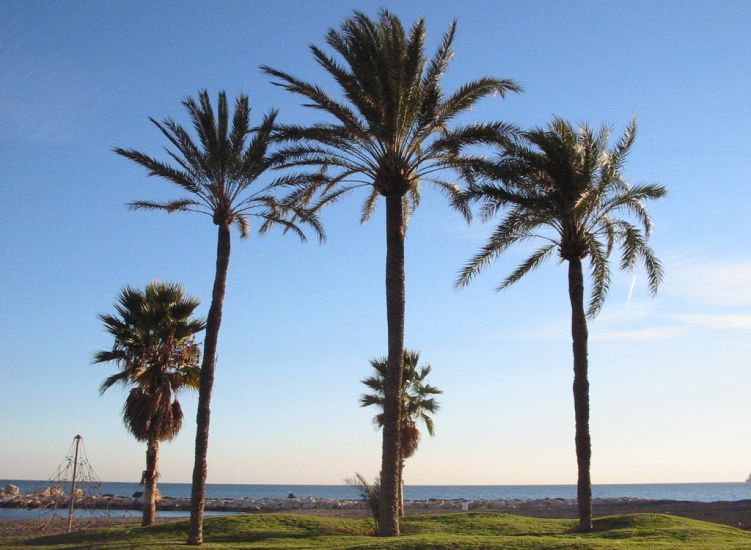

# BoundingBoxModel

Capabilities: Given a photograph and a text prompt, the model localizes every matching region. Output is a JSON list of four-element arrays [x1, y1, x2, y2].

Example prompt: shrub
[[346, 473, 380, 530]]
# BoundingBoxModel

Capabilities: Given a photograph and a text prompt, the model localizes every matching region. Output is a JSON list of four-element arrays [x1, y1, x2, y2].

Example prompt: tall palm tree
[[262, 10, 520, 534], [114, 91, 322, 545], [361, 350, 441, 517], [455, 117, 666, 531], [94, 282, 204, 526]]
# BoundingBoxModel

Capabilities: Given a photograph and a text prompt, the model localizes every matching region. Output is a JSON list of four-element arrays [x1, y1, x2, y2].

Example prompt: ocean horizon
[[3, 480, 751, 503]]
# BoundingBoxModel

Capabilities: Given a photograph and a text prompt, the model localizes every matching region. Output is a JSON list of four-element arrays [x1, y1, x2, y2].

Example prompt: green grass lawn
[[3, 512, 751, 549]]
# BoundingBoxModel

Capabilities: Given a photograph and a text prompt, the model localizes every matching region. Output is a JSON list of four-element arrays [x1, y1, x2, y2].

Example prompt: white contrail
[[626, 275, 637, 306]]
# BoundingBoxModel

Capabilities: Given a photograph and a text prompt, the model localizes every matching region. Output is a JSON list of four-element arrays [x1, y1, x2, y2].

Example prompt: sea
[[1, 480, 750, 520]]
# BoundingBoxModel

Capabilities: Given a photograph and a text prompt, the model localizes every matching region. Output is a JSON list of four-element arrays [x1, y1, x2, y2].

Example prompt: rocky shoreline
[[0, 491, 574, 512], [0, 489, 689, 513]]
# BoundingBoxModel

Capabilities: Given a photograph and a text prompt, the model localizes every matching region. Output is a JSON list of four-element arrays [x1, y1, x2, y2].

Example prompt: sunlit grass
[[3, 512, 751, 549]]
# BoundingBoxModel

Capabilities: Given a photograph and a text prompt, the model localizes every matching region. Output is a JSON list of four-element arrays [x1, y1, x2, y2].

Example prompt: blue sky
[[1, 0, 749, 485]]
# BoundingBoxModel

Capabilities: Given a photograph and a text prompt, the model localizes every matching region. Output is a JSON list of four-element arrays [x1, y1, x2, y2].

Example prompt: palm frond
[[94, 282, 203, 442], [586, 239, 611, 318], [638, 242, 664, 296], [360, 187, 380, 223], [128, 199, 200, 213], [497, 244, 556, 291], [457, 115, 664, 322], [438, 78, 522, 124], [114, 148, 203, 196], [361, 349, 440, 456], [116, 91, 318, 242], [99, 370, 131, 394], [234, 213, 251, 239], [261, 10, 518, 232], [428, 121, 519, 157], [455, 209, 542, 288], [261, 66, 368, 135]]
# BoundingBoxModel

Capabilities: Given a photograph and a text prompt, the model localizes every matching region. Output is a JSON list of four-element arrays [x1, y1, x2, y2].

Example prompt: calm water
[[3, 480, 751, 502], [0, 508, 235, 520]]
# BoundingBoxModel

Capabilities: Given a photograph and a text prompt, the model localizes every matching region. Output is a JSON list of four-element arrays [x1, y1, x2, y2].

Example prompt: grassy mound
[[3, 512, 751, 549]]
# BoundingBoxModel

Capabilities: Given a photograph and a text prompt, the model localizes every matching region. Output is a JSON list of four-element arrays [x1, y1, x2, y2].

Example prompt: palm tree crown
[[114, 90, 321, 240], [456, 117, 666, 317], [94, 281, 204, 442], [263, 9, 521, 216], [361, 350, 441, 459]]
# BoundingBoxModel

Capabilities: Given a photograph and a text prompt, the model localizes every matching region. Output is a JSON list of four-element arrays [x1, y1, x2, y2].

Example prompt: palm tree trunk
[[188, 224, 231, 545], [142, 439, 159, 526], [398, 458, 405, 518], [568, 257, 592, 532], [378, 195, 405, 537]]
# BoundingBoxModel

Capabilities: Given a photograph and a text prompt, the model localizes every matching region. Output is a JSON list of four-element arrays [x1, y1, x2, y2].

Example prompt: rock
[[132, 491, 143, 498], [287, 492, 296, 499], [39, 486, 64, 498], [2, 484, 20, 496]]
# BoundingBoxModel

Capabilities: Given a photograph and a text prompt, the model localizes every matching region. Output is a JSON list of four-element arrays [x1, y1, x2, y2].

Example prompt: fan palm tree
[[455, 117, 666, 531], [114, 91, 322, 544], [361, 350, 441, 517], [262, 10, 519, 534], [94, 282, 204, 526]]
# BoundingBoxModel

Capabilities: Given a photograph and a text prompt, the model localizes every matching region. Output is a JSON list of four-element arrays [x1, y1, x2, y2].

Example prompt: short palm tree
[[361, 350, 441, 517], [262, 10, 519, 534], [114, 91, 322, 544], [94, 282, 204, 526], [455, 117, 666, 531]]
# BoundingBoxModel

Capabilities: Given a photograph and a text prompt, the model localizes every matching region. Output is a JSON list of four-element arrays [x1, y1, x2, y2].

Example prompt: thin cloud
[[489, 251, 751, 344], [664, 255, 751, 307], [516, 302, 672, 342], [626, 275, 637, 306], [667, 314, 751, 331], [518, 310, 750, 344], [590, 325, 687, 342]]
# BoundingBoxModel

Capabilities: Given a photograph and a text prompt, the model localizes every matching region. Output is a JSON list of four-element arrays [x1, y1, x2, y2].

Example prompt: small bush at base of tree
[[346, 473, 380, 532]]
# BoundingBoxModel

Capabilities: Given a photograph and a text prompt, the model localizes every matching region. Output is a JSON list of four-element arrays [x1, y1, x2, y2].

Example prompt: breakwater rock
[[0, 493, 653, 512]]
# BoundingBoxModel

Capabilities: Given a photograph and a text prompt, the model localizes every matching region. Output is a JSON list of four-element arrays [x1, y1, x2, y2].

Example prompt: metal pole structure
[[67, 435, 82, 533]]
